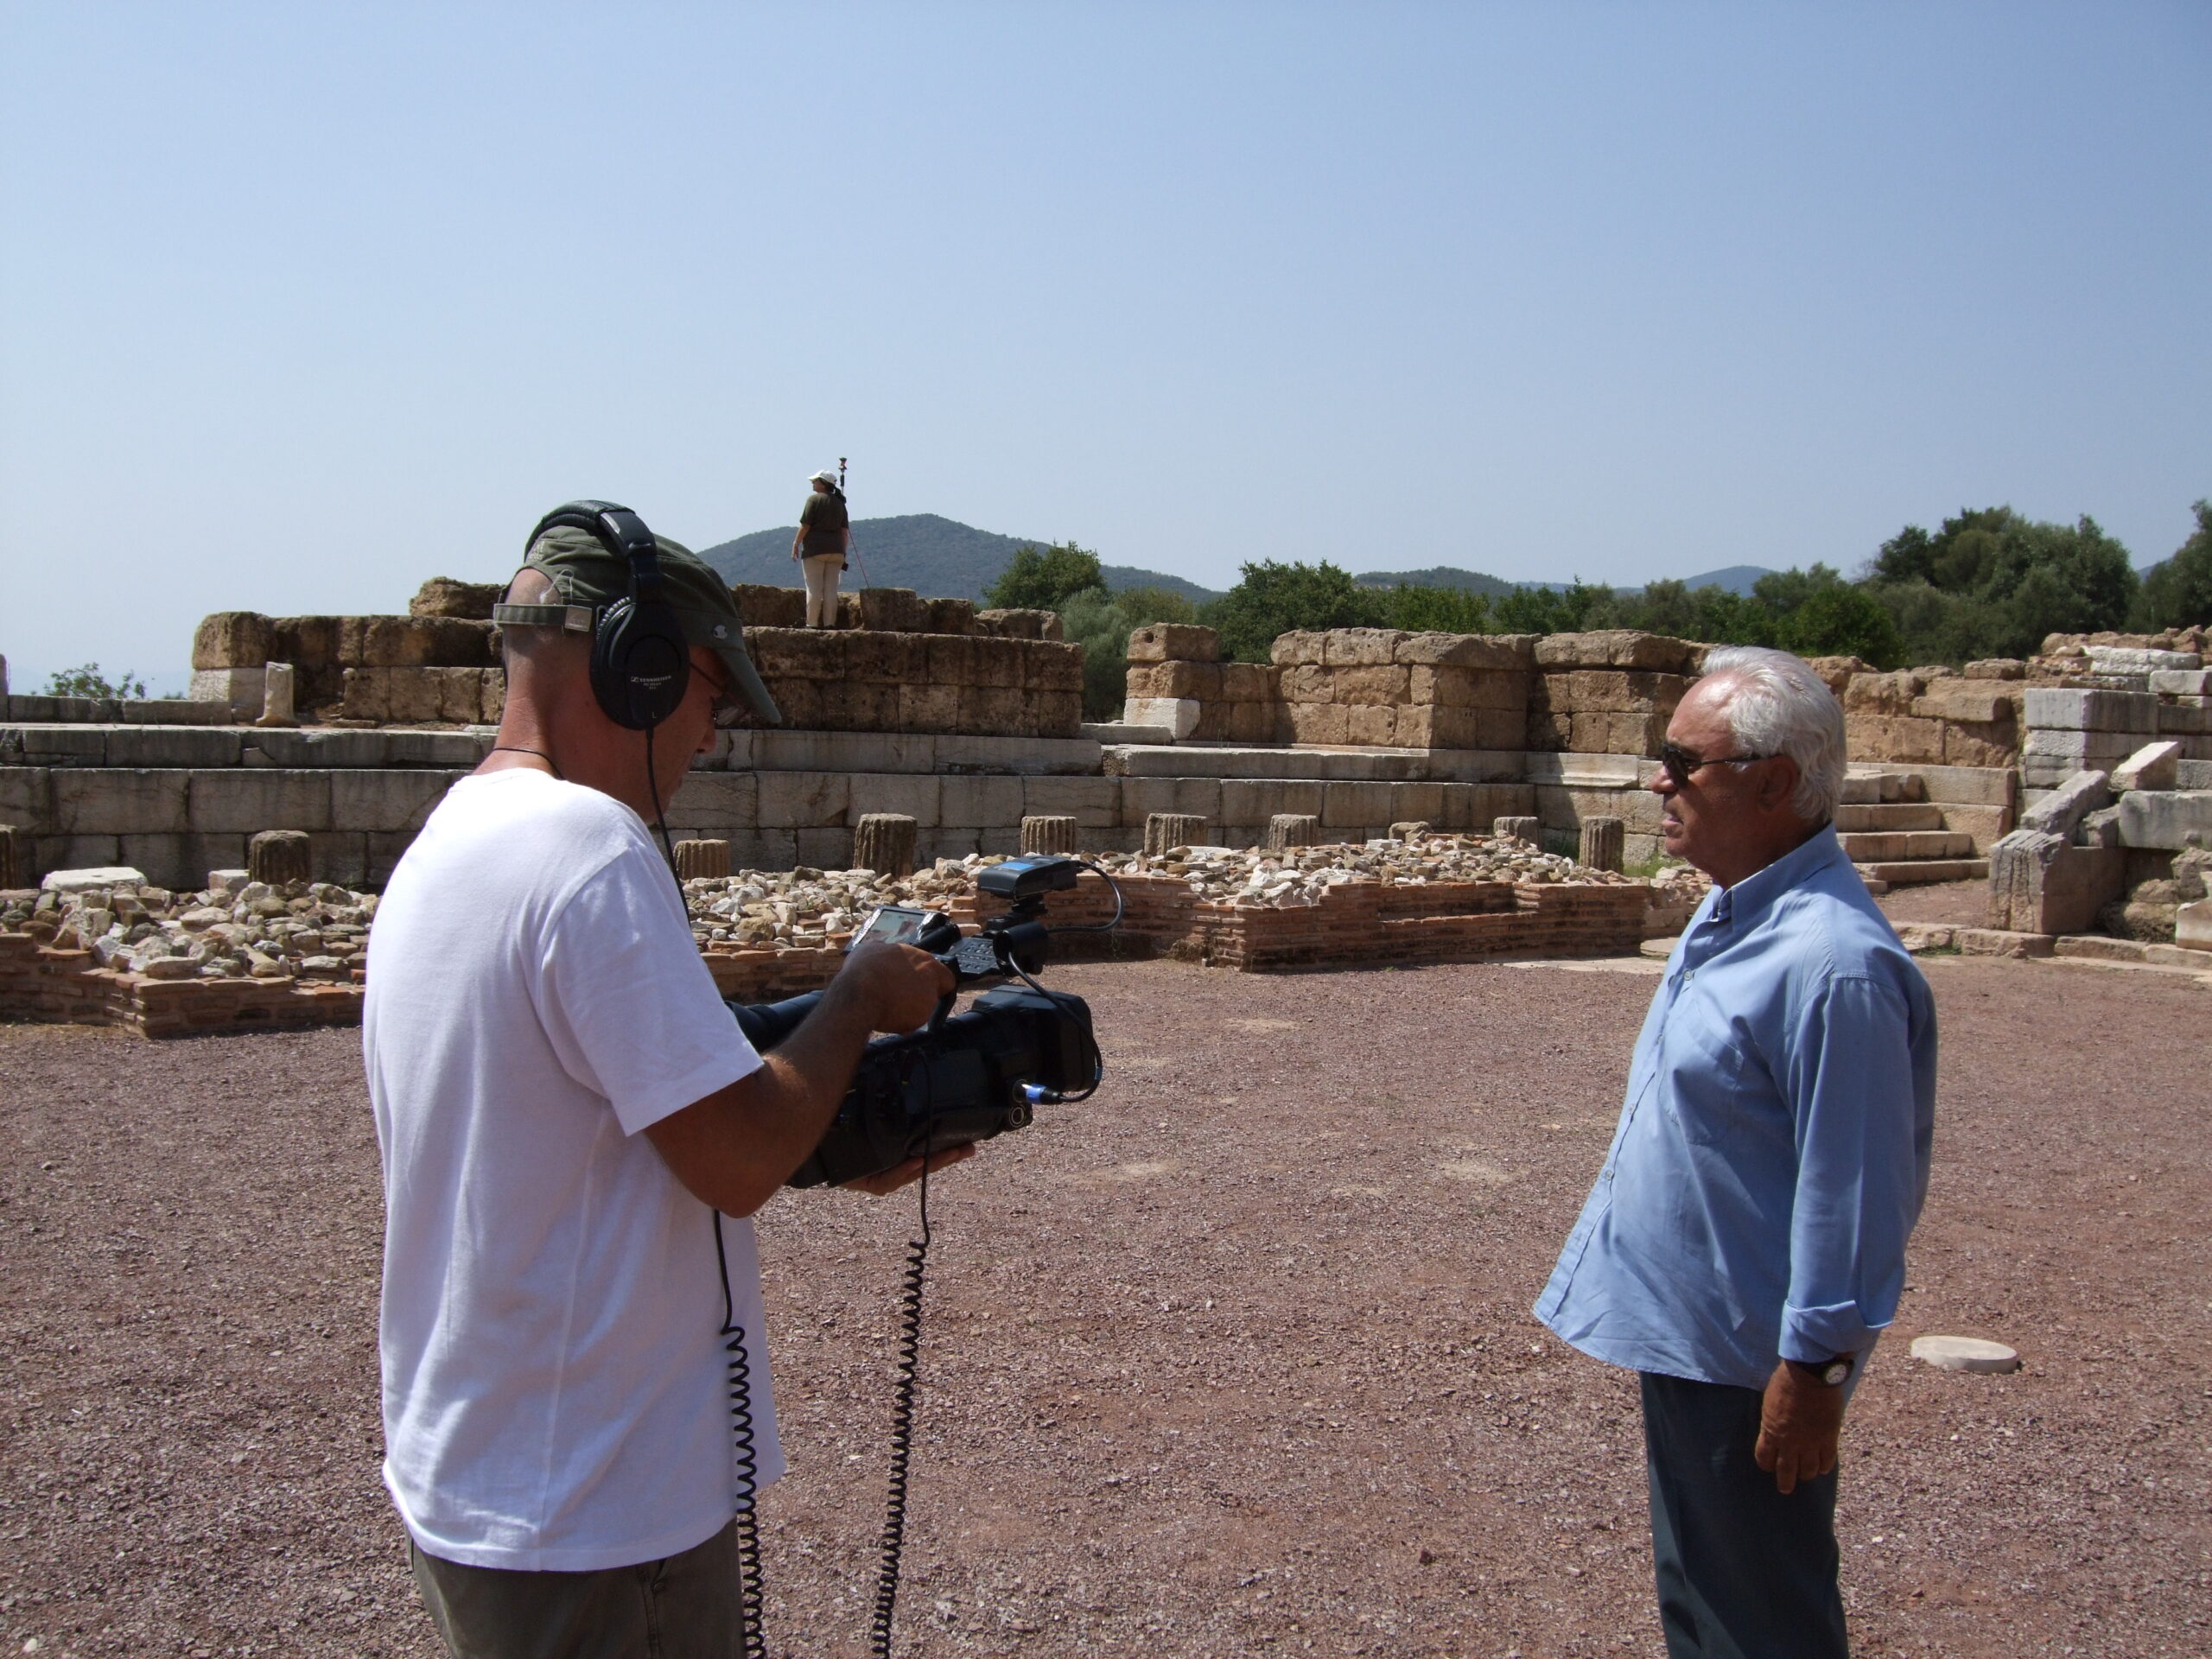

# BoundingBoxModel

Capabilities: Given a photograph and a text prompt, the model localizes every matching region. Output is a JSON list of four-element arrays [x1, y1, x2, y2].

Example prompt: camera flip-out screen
[[853, 904, 931, 948]]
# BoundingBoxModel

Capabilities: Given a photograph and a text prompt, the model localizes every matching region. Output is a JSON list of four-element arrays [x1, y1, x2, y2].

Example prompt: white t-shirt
[[364, 767, 781, 1572]]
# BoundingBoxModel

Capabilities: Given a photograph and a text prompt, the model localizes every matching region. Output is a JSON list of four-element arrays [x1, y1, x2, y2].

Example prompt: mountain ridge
[[696, 513, 1217, 605]]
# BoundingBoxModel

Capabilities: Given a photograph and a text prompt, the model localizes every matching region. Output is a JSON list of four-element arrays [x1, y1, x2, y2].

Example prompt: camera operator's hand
[[647, 942, 957, 1218], [839, 939, 955, 1033], [839, 1143, 976, 1197]]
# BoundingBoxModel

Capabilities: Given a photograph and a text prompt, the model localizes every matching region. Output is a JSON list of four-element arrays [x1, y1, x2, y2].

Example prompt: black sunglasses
[[696, 661, 747, 729], [1655, 741, 1774, 782]]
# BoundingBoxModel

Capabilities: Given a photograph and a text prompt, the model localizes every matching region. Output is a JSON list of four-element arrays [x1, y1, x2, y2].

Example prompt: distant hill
[[696, 513, 1218, 605], [1354, 566, 1518, 597], [1673, 565, 1775, 597], [1360, 563, 1777, 598]]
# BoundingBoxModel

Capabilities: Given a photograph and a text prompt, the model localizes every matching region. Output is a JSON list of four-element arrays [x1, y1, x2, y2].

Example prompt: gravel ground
[[3, 952, 2207, 1657]]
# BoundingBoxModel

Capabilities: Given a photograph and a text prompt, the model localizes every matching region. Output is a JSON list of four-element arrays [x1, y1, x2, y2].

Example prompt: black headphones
[[526, 499, 692, 731]]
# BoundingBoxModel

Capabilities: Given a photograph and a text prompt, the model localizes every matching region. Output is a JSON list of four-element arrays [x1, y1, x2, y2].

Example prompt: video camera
[[728, 856, 1109, 1188]]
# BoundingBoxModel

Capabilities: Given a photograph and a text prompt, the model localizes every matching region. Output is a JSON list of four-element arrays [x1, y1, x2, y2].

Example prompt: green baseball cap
[[496, 523, 782, 726]]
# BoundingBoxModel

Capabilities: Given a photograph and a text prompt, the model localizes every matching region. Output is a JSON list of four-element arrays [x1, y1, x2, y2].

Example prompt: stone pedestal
[[1268, 813, 1320, 853], [1579, 817, 1625, 872], [1020, 815, 1078, 855], [1986, 828, 2125, 935], [852, 813, 918, 877], [674, 840, 732, 881], [1493, 815, 1541, 844], [248, 830, 313, 887], [254, 662, 301, 729], [1145, 813, 1211, 857]]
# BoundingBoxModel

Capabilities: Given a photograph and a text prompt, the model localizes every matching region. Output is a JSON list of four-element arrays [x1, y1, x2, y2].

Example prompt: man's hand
[[838, 1143, 977, 1197], [838, 939, 955, 1033], [1754, 1360, 1847, 1494], [645, 943, 952, 1217]]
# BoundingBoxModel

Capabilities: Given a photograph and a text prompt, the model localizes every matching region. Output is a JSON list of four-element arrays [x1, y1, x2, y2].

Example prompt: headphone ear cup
[[590, 597, 692, 730]]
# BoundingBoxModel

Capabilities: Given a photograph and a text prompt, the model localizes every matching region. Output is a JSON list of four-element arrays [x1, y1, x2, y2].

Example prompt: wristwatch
[[1792, 1354, 1854, 1386]]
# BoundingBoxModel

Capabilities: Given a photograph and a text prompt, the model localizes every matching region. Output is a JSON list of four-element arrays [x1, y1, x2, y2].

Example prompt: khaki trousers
[[409, 1519, 748, 1659], [801, 555, 842, 627]]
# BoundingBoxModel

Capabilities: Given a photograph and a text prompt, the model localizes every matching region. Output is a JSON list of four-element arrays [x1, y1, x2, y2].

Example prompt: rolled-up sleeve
[[1777, 973, 1924, 1363]]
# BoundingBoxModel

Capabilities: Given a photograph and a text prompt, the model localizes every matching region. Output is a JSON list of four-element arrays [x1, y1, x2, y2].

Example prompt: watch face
[[1821, 1361, 1851, 1385]]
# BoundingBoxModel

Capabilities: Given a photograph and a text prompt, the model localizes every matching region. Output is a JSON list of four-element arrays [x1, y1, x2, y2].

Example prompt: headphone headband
[[527, 499, 690, 733]]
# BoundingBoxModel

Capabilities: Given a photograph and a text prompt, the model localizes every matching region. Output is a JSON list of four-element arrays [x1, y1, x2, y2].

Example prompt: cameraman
[[364, 519, 959, 1656]]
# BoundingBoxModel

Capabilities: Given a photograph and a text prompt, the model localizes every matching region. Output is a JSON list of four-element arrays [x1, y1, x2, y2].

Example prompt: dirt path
[[3, 953, 2206, 1656]]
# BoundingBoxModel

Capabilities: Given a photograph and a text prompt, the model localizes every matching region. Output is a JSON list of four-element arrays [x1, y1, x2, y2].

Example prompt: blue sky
[[3, 3, 2206, 692]]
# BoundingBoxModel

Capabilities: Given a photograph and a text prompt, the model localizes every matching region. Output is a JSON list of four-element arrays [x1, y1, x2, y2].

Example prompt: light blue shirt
[[1535, 825, 1936, 1390]]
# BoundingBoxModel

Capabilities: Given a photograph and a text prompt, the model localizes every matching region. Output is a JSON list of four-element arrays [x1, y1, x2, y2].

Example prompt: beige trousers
[[802, 555, 842, 627]]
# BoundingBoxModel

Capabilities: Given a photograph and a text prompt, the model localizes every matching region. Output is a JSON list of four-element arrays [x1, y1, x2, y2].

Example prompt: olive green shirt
[[798, 491, 849, 563]]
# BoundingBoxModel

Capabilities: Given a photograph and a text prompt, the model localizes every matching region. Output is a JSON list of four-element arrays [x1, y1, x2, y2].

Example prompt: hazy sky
[[3, 3, 2206, 691]]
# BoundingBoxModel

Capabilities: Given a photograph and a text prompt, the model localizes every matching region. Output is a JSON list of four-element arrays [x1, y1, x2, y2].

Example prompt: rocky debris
[[678, 860, 982, 950], [3, 839, 1675, 972], [1092, 832, 1640, 906], [1, 872, 375, 981], [1647, 861, 1714, 907]]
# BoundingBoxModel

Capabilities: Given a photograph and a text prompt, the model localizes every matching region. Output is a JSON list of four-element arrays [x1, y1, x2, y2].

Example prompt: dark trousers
[[410, 1518, 748, 1659], [1639, 1371, 1847, 1659]]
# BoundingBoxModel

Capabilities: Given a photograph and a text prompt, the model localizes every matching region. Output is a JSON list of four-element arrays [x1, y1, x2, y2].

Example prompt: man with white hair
[[1535, 645, 1936, 1658]]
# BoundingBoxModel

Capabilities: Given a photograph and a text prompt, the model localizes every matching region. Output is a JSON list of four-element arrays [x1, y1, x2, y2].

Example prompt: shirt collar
[[1705, 823, 1847, 931]]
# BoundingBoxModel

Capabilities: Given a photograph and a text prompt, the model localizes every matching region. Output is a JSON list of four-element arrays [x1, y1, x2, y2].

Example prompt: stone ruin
[[4, 577, 2208, 1033], [182, 578, 1081, 741]]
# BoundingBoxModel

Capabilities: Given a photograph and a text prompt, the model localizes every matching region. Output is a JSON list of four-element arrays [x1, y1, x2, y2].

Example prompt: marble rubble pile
[[2, 872, 376, 981], [1093, 832, 1640, 906]]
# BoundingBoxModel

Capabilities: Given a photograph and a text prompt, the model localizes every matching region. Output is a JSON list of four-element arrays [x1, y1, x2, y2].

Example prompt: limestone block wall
[[2020, 683, 2212, 789], [189, 582, 1073, 734], [0, 716, 1540, 890], [1842, 666, 2024, 769], [729, 583, 1061, 640], [1122, 625, 1283, 742], [1525, 632, 1700, 755], [1129, 626, 1711, 758], [738, 628, 1084, 738], [190, 611, 498, 718], [1270, 629, 1535, 750]]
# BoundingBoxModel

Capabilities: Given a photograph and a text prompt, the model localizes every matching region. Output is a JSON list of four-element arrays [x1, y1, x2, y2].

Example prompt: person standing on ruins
[[791, 465, 850, 627], [365, 511, 959, 1656], [1533, 645, 1936, 1659]]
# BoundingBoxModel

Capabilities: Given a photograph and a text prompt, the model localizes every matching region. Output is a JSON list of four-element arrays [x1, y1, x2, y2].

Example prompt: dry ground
[[2, 947, 2207, 1657]]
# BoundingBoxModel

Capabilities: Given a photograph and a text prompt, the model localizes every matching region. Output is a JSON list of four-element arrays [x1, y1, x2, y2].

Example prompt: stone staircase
[[1839, 772, 1993, 891]]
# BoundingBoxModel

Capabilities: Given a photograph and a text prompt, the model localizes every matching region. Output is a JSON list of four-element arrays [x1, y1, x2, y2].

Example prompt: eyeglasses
[[696, 661, 747, 729], [1655, 741, 1774, 783]]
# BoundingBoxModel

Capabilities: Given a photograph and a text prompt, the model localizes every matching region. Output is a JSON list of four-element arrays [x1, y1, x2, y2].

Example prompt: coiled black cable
[[715, 1212, 771, 1659], [868, 1154, 934, 1658]]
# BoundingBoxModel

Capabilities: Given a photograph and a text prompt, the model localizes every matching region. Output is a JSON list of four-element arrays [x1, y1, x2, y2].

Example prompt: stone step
[[1833, 803, 1946, 833], [1840, 771, 1929, 804], [1836, 830, 1976, 861], [1854, 857, 1990, 887]]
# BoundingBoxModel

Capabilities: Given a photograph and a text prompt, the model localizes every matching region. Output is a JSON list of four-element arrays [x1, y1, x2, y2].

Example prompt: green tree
[[45, 663, 146, 699], [1490, 580, 1613, 636], [1372, 582, 1493, 633], [1198, 560, 1385, 663], [1058, 584, 1199, 720], [1772, 579, 1904, 665], [1865, 505, 2139, 662], [984, 542, 1103, 611], [2130, 499, 2212, 632]]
